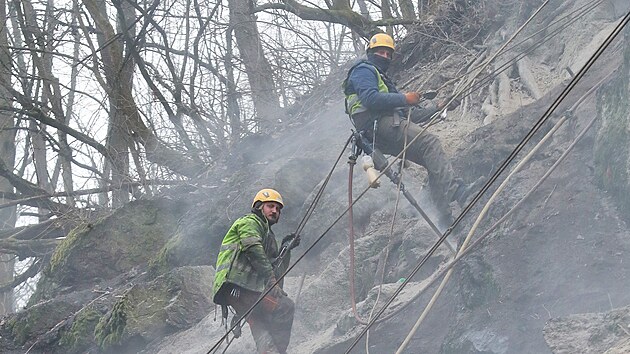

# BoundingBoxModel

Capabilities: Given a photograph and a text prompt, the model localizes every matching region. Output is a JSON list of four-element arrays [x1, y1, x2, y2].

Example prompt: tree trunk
[[225, 27, 242, 141], [57, 0, 81, 207], [398, 0, 417, 27], [84, 0, 204, 182], [228, 0, 283, 133], [0, 0, 18, 314]]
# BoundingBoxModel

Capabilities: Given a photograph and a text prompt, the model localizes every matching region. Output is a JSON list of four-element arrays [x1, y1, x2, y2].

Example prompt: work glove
[[281, 233, 300, 250], [266, 277, 287, 297], [404, 92, 421, 105], [422, 90, 438, 100]]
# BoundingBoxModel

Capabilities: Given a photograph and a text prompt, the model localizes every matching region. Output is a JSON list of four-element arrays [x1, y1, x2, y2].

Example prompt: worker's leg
[[261, 293, 295, 353], [375, 115, 461, 223], [226, 287, 282, 354]]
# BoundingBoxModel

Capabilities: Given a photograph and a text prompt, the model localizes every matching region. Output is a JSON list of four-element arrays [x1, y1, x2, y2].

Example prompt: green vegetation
[[95, 296, 128, 349], [59, 308, 102, 352]]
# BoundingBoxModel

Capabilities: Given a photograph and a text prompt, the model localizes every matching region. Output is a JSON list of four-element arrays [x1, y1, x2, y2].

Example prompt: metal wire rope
[[341, 98, 606, 347], [432, 0, 605, 95], [210, 1, 552, 349]]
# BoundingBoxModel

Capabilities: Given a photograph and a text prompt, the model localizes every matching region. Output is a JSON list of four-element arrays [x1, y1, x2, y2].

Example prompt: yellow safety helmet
[[367, 33, 395, 51], [252, 188, 284, 209]]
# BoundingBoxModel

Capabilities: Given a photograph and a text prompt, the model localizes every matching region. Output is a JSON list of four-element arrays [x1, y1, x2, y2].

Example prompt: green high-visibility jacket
[[212, 212, 288, 304]]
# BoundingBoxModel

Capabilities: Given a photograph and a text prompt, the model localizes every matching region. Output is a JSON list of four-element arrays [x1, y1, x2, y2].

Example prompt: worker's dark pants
[[353, 112, 462, 219], [227, 287, 294, 354]]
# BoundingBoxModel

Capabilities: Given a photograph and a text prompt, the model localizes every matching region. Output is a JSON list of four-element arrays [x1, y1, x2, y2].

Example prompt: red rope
[[347, 159, 368, 325]]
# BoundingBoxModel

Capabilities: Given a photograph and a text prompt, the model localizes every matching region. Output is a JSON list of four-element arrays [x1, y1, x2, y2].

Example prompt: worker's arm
[[237, 218, 274, 281]]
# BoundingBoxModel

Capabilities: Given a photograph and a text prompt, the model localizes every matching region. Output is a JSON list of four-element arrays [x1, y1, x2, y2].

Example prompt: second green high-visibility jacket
[[212, 212, 288, 305]]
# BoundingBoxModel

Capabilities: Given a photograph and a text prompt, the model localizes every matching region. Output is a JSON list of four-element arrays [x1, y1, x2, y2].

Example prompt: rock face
[[94, 266, 214, 353], [594, 25, 630, 217], [32, 199, 188, 304], [1, 1, 630, 354], [543, 306, 630, 354]]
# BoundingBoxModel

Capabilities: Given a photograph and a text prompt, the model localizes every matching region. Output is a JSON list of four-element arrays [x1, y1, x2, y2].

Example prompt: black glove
[[281, 233, 300, 250], [438, 97, 461, 111], [410, 108, 434, 125], [422, 90, 438, 100]]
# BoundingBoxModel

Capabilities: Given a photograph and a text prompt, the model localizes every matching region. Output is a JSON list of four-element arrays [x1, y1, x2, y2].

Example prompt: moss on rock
[[7, 299, 79, 347], [31, 198, 187, 304], [458, 255, 500, 310], [48, 224, 91, 277], [58, 308, 102, 352], [93, 266, 214, 350], [95, 296, 128, 349]]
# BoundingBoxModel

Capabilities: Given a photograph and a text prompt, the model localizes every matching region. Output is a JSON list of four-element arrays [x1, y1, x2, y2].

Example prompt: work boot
[[453, 176, 485, 207]]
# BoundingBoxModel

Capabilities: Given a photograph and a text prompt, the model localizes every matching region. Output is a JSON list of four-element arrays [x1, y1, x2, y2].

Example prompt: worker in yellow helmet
[[212, 188, 299, 354], [343, 33, 482, 228]]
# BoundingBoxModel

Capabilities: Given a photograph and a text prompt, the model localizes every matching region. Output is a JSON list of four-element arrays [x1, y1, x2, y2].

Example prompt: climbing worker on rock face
[[342, 32, 483, 228], [212, 188, 300, 354]]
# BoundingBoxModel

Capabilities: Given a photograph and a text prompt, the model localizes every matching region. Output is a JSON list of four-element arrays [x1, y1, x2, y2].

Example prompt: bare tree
[[0, 0, 17, 313], [229, 0, 283, 133]]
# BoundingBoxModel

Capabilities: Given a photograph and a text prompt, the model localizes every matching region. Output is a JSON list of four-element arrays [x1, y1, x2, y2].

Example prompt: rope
[[347, 155, 367, 324], [293, 133, 352, 235], [346, 9, 630, 353], [351, 103, 604, 341], [396, 95, 569, 354], [392, 73, 609, 352], [445, 0, 551, 109], [337, 3, 553, 344], [345, 108, 421, 329], [422, 0, 604, 132], [455, 0, 605, 101], [334, 75, 608, 338], [365, 107, 414, 352], [345, 105, 461, 336]]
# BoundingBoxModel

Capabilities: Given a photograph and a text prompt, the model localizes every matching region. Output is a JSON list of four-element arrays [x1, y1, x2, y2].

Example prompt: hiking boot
[[453, 176, 485, 207]]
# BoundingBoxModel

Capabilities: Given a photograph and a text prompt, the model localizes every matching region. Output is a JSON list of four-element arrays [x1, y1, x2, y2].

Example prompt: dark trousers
[[353, 112, 462, 218], [226, 287, 295, 354]]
